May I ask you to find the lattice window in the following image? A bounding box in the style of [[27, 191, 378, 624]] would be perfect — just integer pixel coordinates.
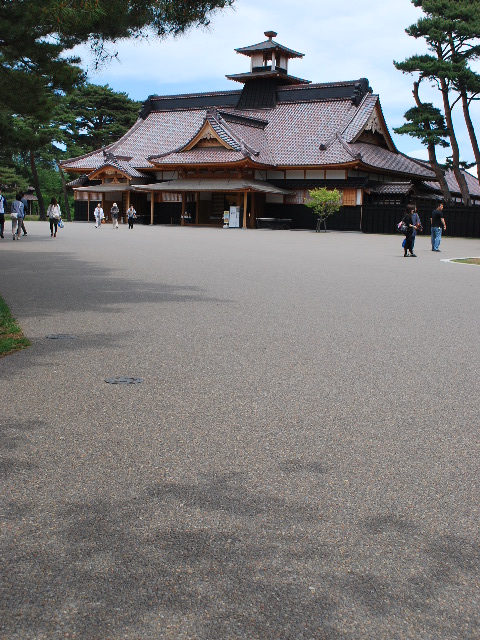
[[284, 190, 308, 205], [162, 192, 182, 202], [343, 188, 356, 207]]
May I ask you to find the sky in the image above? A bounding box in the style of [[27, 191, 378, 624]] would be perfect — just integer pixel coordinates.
[[75, 0, 479, 174]]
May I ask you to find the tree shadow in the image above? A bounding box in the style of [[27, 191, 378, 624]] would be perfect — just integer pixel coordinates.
[[0, 418, 42, 478], [2, 250, 225, 321], [2, 465, 479, 638]]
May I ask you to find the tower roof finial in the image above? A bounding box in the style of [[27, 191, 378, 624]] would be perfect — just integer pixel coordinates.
[[264, 31, 277, 40]]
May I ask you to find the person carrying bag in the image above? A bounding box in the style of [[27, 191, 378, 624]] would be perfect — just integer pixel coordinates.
[[47, 197, 62, 237]]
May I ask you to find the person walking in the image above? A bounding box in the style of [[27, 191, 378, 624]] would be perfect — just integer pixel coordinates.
[[0, 187, 7, 239], [401, 205, 422, 254], [111, 202, 120, 229], [10, 193, 24, 240], [20, 192, 28, 236], [431, 202, 446, 252], [47, 197, 61, 237], [411, 207, 422, 252], [126, 205, 136, 229], [94, 202, 104, 228], [402, 204, 417, 257]]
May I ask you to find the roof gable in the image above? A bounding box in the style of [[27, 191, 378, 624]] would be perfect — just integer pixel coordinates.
[[184, 120, 235, 151], [342, 95, 396, 152], [354, 103, 396, 151]]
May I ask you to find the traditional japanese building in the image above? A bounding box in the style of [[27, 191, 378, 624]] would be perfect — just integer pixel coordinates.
[[62, 31, 451, 230]]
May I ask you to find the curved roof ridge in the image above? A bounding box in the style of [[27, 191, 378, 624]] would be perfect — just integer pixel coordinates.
[[341, 93, 378, 143], [207, 112, 241, 150], [335, 133, 362, 160], [215, 112, 260, 157]]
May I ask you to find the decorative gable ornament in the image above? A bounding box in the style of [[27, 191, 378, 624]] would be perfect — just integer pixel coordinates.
[[364, 110, 384, 137], [184, 121, 233, 150]]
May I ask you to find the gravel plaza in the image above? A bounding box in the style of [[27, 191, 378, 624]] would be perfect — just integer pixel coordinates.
[[1, 221, 479, 639]]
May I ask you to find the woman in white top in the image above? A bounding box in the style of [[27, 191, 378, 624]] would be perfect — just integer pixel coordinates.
[[47, 197, 61, 237], [94, 203, 104, 228]]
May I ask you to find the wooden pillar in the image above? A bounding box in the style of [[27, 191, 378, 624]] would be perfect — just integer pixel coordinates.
[[87, 191, 90, 223], [126, 190, 130, 225], [243, 191, 247, 229], [181, 192, 186, 226], [251, 191, 256, 229], [150, 191, 154, 225], [196, 192, 199, 225]]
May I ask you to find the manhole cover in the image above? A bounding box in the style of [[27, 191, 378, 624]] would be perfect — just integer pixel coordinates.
[[105, 377, 144, 385], [46, 334, 77, 339]]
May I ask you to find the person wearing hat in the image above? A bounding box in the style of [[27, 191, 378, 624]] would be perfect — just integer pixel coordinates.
[[94, 202, 104, 228], [111, 202, 120, 229]]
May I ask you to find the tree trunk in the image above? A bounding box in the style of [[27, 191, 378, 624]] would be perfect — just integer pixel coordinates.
[[460, 87, 480, 188], [412, 81, 451, 201], [29, 149, 46, 220], [57, 163, 72, 222], [446, 34, 480, 188], [439, 76, 471, 205]]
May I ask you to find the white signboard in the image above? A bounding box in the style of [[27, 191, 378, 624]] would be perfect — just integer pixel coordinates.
[[229, 206, 240, 228]]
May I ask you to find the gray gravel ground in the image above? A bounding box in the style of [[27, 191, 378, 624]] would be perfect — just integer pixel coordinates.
[[1, 221, 479, 639]]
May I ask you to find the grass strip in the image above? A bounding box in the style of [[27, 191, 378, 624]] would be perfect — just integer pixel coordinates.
[[0, 296, 31, 357], [452, 258, 480, 265]]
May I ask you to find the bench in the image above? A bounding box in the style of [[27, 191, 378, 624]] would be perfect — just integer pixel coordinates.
[[256, 217, 292, 230]]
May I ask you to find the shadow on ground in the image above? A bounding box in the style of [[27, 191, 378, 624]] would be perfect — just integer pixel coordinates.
[[2, 445, 479, 639]]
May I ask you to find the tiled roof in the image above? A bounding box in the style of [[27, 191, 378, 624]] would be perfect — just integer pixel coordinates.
[[149, 148, 247, 165], [342, 93, 378, 142], [60, 81, 436, 181], [351, 143, 435, 178], [235, 39, 304, 58], [88, 156, 149, 179], [424, 169, 480, 197], [366, 182, 414, 195]]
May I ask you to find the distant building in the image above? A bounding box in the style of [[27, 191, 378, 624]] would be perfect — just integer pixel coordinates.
[[61, 32, 479, 230]]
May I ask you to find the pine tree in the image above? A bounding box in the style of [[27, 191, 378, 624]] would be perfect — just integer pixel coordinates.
[[395, 0, 480, 203], [394, 80, 451, 200]]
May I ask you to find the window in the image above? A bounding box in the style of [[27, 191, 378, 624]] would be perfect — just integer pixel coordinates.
[[342, 189, 356, 207], [162, 192, 182, 202], [284, 190, 308, 205]]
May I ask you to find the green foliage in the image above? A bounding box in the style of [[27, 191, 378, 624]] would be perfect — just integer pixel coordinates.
[[0, 296, 31, 357], [305, 188, 342, 220], [0, 166, 29, 202], [0, 2, 235, 217], [394, 0, 480, 200], [394, 102, 449, 147], [0, 0, 235, 119], [56, 84, 142, 155]]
